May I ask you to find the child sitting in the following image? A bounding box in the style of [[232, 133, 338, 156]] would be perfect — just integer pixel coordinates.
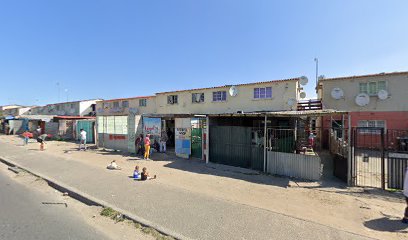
[[141, 167, 156, 181], [133, 166, 141, 180]]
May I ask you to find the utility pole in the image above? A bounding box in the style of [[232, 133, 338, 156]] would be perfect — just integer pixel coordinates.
[[314, 58, 319, 93], [56, 82, 60, 102]]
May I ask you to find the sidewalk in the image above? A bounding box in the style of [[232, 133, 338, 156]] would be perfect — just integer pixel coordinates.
[[0, 136, 406, 239]]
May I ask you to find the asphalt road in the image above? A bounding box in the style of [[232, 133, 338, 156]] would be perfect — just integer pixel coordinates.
[[0, 169, 109, 240]]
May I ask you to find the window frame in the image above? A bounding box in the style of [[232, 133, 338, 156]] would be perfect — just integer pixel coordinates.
[[254, 87, 272, 99], [122, 101, 129, 108], [212, 91, 227, 102], [167, 95, 178, 105], [357, 120, 386, 134], [112, 101, 120, 109], [192, 93, 205, 103], [359, 81, 387, 96], [139, 99, 147, 107]]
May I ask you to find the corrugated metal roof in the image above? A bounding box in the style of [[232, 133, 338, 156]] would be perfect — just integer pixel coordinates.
[[101, 96, 155, 103], [156, 77, 300, 94], [208, 109, 347, 117], [319, 71, 408, 82], [53, 116, 96, 120]]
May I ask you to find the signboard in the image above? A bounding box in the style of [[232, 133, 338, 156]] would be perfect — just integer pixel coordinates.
[[389, 152, 408, 159], [175, 118, 191, 157], [143, 117, 161, 136]]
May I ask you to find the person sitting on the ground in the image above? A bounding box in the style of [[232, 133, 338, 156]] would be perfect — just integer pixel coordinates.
[[141, 167, 156, 181], [152, 139, 160, 152], [402, 166, 408, 224], [107, 160, 121, 170], [133, 165, 141, 180]]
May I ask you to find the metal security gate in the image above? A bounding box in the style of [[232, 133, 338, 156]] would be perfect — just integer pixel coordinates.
[[191, 128, 202, 159], [351, 127, 385, 189], [210, 126, 263, 170]]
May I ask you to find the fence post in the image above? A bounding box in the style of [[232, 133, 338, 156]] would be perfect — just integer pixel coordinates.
[[381, 128, 386, 190], [347, 114, 352, 186], [263, 114, 267, 172]]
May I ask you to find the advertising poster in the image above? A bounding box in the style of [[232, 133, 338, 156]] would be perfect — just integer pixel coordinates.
[[175, 118, 191, 157], [143, 117, 161, 136]]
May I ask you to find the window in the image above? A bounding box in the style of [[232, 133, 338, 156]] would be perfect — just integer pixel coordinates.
[[358, 120, 386, 134], [167, 95, 178, 104], [103, 102, 110, 109], [139, 99, 147, 107], [254, 87, 272, 99], [112, 102, 120, 108], [56, 105, 60, 111], [122, 101, 129, 108], [359, 81, 386, 95], [192, 93, 205, 103], [212, 91, 226, 102], [70, 103, 75, 109]]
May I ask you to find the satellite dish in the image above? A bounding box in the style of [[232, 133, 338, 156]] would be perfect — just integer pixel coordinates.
[[287, 98, 296, 107], [229, 86, 238, 97], [331, 87, 344, 100], [299, 92, 306, 99], [378, 90, 389, 100], [299, 76, 308, 86], [355, 93, 370, 107]]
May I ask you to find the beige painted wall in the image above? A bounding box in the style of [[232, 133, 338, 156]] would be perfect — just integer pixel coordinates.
[[319, 73, 408, 112], [155, 81, 299, 114], [96, 97, 157, 116]]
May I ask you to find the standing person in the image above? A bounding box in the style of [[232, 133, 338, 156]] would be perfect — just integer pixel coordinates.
[[36, 126, 42, 138], [135, 134, 144, 155], [79, 129, 87, 151], [160, 129, 168, 153], [144, 134, 151, 160], [403, 167, 408, 224], [308, 131, 316, 149]]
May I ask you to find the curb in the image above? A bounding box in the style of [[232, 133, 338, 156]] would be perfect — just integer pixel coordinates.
[[0, 156, 190, 240]]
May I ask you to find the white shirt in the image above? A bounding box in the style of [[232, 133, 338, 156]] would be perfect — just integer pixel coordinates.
[[404, 167, 408, 197], [80, 130, 87, 140]]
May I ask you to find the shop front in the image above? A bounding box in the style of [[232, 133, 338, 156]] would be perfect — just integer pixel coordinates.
[[142, 114, 207, 160]]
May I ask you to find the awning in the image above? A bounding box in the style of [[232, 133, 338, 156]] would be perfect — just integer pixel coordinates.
[[208, 109, 348, 118]]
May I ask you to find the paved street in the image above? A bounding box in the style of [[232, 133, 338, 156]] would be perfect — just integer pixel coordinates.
[[0, 167, 109, 240], [0, 141, 375, 240]]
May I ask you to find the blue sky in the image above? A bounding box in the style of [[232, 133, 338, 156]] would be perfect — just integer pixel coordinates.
[[1, 0, 407, 106]]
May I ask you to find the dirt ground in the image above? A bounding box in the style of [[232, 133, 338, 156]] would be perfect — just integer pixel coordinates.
[[2, 135, 407, 240]]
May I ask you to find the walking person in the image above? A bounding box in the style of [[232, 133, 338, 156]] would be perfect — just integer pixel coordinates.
[[37, 134, 49, 151], [402, 166, 408, 224], [144, 134, 151, 160], [22, 131, 32, 145], [79, 129, 87, 151], [160, 129, 168, 153]]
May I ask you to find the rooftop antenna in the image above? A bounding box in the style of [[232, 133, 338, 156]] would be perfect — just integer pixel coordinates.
[[314, 58, 318, 93]]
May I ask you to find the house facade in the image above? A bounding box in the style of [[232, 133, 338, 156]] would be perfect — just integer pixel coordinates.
[[318, 71, 408, 131], [30, 99, 102, 116], [96, 77, 306, 165]]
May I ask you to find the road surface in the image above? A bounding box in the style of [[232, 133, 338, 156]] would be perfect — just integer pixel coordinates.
[[0, 168, 110, 240]]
